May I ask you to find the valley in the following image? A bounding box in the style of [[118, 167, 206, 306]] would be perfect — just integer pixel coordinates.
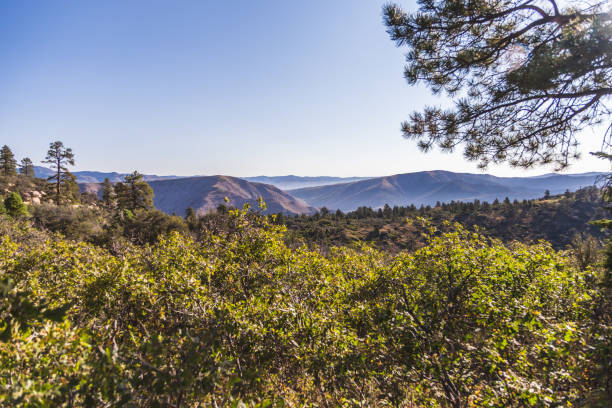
[[72, 167, 602, 215]]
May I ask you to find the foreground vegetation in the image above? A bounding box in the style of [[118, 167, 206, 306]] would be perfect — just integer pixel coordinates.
[[1, 203, 610, 406], [1, 143, 610, 406]]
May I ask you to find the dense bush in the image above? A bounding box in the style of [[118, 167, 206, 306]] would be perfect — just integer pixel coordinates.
[[30, 203, 105, 242], [120, 209, 188, 245], [0, 208, 607, 407]]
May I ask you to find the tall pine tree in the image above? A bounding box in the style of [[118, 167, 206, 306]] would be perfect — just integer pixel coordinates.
[[115, 171, 154, 211], [42, 141, 75, 204], [0, 145, 17, 176], [18, 157, 35, 177], [101, 178, 116, 208]]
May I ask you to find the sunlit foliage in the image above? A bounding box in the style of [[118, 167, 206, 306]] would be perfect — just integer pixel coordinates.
[[0, 206, 607, 406]]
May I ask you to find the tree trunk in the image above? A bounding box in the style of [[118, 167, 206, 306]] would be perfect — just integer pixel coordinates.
[[56, 155, 61, 204]]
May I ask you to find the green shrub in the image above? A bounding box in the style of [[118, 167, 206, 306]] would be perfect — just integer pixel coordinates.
[[3, 192, 28, 218], [30, 203, 104, 241], [120, 209, 188, 245], [0, 209, 606, 406]]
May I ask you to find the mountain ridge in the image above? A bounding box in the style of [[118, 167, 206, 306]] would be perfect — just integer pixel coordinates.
[[59, 166, 605, 214], [35, 166, 369, 189], [288, 170, 603, 211], [34, 166, 179, 183], [80, 175, 315, 216]]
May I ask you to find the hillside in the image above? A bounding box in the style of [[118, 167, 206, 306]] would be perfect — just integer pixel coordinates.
[[82, 175, 315, 216], [289, 170, 602, 211], [149, 176, 315, 215], [280, 187, 607, 252]]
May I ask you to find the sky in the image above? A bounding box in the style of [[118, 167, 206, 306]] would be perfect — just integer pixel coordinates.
[[0, 0, 608, 177]]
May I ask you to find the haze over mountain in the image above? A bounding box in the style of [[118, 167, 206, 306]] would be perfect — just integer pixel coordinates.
[[35, 166, 368, 190], [81, 175, 315, 216], [34, 166, 179, 183], [242, 176, 371, 190], [288, 171, 603, 211]]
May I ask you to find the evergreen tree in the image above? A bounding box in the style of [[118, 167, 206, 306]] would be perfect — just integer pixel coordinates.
[[383, 203, 393, 218], [4, 192, 28, 218], [275, 212, 285, 224], [384, 1, 612, 169], [101, 178, 116, 208], [0, 145, 17, 176], [115, 171, 154, 211], [185, 207, 197, 230], [185, 207, 196, 220], [42, 141, 75, 204], [18, 157, 35, 177]]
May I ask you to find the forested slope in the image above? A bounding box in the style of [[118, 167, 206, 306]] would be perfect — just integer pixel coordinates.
[[280, 187, 607, 252], [289, 171, 601, 211]]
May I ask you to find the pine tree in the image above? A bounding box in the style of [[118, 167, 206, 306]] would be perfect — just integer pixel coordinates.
[[115, 171, 154, 211], [42, 141, 75, 204], [0, 145, 17, 176], [384, 1, 612, 169], [101, 178, 116, 208], [4, 192, 28, 218], [185, 207, 197, 230], [19, 157, 35, 177]]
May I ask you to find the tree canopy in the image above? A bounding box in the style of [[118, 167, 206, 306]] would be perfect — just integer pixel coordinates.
[[115, 171, 154, 211], [18, 158, 34, 178], [384, 0, 612, 169]]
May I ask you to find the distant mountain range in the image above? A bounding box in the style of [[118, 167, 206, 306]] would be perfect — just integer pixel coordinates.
[[34, 166, 179, 183], [288, 171, 603, 211], [81, 175, 315, 215], [242, 176, 370, 190], [58, 165, 603, 215], [34, 166, 367, 189]]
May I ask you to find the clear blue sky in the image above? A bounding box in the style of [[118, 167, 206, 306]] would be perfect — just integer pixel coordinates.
[[0, 0, 607, 177]]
